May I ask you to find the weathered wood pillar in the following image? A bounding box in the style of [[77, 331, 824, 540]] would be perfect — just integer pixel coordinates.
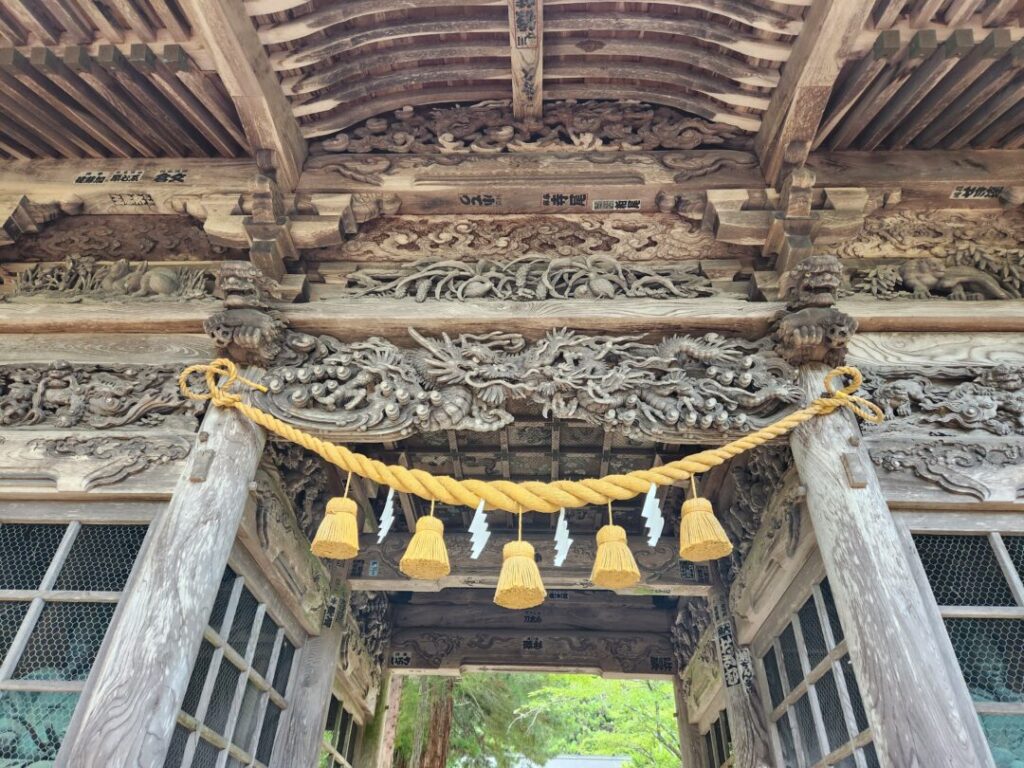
[[710, 587, 772, 768], [269, 617, 345, 768], [59, 398, 266, 767], [788, 364, 993, 768], [360, 672, 405, 768], [672, 677, 704, 768]]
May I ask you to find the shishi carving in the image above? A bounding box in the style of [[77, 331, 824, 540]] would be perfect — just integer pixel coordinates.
[[337, 255, 714, 301], [0, 362, 203, 429], [256, 328, 802, 442], [854, 256, 1019, 300], [860, 364, 1024, 436], [773, 255, 857, 367], [204, 261, 288, 367], [9, 256, 213, 302], [311, 99, 747, 155]]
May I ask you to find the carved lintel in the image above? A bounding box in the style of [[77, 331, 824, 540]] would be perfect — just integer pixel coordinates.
[[255, 327, 802, 443]]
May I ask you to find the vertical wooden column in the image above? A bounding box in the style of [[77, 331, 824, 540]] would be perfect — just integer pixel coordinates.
[[59, 400, 266, 768], [710, 587, 772, 768], [673, 676, 704, 768], [789, 365, 992, 768], [269, 618, 345, 768], [360, 672, 405, 768]]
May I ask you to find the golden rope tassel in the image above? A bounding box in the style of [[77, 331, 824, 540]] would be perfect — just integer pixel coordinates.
[[494, 509, 546, 610], [591, 503, 641, 589], [679, 475, 733, 562], [311, 472, 361, 560], [400, 500, 450, 580]]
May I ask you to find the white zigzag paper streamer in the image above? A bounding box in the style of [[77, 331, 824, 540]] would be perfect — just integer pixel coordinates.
[[554, 508, 573, 567], [377, 487, 395, 544], [641, 484, 665, 547], [469, 499, 490, 559]]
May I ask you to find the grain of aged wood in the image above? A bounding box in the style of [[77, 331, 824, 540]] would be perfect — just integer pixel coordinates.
[[789, 364, 993, 768], [59, 398, 266, 767], [268, 616, 343, 768]]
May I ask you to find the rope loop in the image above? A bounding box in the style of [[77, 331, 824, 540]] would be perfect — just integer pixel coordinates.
[[177, 361, 885, 512], [822, 366, 885, 424], [178, 358, 267, 408]]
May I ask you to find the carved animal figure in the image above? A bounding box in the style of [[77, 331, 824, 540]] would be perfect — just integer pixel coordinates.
[[899, 257, 1016, 300], [783, 254, 844, 309]]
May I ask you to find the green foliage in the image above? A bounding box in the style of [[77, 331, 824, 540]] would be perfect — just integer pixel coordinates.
[[392, 673, 680, 768], [525, 675, 681, 768]]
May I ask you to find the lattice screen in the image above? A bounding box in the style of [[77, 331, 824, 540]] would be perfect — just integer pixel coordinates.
[[163, 566, 300, 768], [0, 521, 148, 763], [703, 709, 731, 768], [912, 532, 1024, 766], [320, 693, 362, 768], [759, 578, 879, 768]]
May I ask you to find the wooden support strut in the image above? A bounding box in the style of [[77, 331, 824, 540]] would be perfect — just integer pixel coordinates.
[[58, 393, 267, 768], [789, 365, 994, 768], [507, 0, 543, 121]]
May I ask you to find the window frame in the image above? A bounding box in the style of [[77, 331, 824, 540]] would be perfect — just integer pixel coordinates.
[[169, 542, 304, 768], [897, 511, 1024, 724], [752, 554, 875, 768]]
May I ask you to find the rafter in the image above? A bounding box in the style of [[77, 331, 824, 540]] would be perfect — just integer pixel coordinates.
[[179, 0, 306, 190], [755, 0, 875, 186]]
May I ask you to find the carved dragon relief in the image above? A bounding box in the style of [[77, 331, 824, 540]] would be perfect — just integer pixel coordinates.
[[869, 441, 1024, 501], [311, 99, 749, 155], [0, 362, 204, 430], [336, 255, 714, 301], [323, 214, 744, 264], [253, 328, 802, 442], [860, 364, 1024, 437]]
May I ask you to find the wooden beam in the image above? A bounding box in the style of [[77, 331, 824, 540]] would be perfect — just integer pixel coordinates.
[[59, 394, 267, 767], [507, 0, 542, 121], [789, 365, 993, 767], [755, 0, 875, 186], [179, 0, 306, 190], [350, 532, 712, 597]]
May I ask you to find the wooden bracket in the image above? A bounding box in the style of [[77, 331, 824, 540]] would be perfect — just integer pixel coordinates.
[[842, 452, 869, 489]]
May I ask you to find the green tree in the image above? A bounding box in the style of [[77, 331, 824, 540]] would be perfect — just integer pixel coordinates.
[[525, 675, 681, 768]]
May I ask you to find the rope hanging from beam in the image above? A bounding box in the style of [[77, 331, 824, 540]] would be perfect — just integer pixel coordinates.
[[179, 358, 884, 608]]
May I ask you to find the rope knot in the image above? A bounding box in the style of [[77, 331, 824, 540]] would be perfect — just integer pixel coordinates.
[[822, 366, 884, 424], [178, 358, 267, 408]]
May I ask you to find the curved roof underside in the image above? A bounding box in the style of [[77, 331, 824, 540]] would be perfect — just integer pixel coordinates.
[[252, 0, 804, 139]]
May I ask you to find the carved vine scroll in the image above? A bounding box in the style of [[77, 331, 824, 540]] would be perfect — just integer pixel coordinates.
[[336, 255, 714, 301], [253, 328, 802, 442]]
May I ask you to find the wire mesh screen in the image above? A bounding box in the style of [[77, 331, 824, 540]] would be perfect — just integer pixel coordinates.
[[164, 565, 299, 768], [980, 714, 1024, 767], [945, 619, 1024, 704], [760, 578, 876, 767], [913, 534, 1015, 606], [0, 522, 147, 763]]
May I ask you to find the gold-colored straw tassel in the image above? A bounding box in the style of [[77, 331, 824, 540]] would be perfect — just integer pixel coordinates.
[[678, 476, 732, 562], [590, 505, 641, 589], [311, 496, 360, 560], [494, 540, 546, 610], [400, 503, 450, 580]]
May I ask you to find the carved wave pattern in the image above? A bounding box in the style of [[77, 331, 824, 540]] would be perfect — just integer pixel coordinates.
[[256, 328, 802, 442]]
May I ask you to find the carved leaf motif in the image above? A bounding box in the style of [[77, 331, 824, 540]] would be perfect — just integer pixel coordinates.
[[28, 435, 191, 490]]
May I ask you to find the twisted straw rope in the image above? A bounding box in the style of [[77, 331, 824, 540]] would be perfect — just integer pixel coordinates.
[[180, 359, 884, 514]]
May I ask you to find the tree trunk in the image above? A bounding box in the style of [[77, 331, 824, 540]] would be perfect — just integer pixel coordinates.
[[420, 678, 455, 768]]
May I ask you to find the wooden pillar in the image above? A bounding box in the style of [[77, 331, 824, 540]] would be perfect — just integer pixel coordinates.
[[710, 587, 772, 768], [673, 676, 704, 768], [269, 618, 345, 768], [360, 672, 405, 768], [788, 365, 993, 768], [58, 400, 266, 767]]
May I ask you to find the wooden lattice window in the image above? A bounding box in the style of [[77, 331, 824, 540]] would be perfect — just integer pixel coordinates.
[[320, 693, 361, 767], [912, 532, 1024, 764], [163, 566, 300, 768], [759, 578, 879, 768], [0, 521, 148, 764], [703, 709, 731, 768]]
